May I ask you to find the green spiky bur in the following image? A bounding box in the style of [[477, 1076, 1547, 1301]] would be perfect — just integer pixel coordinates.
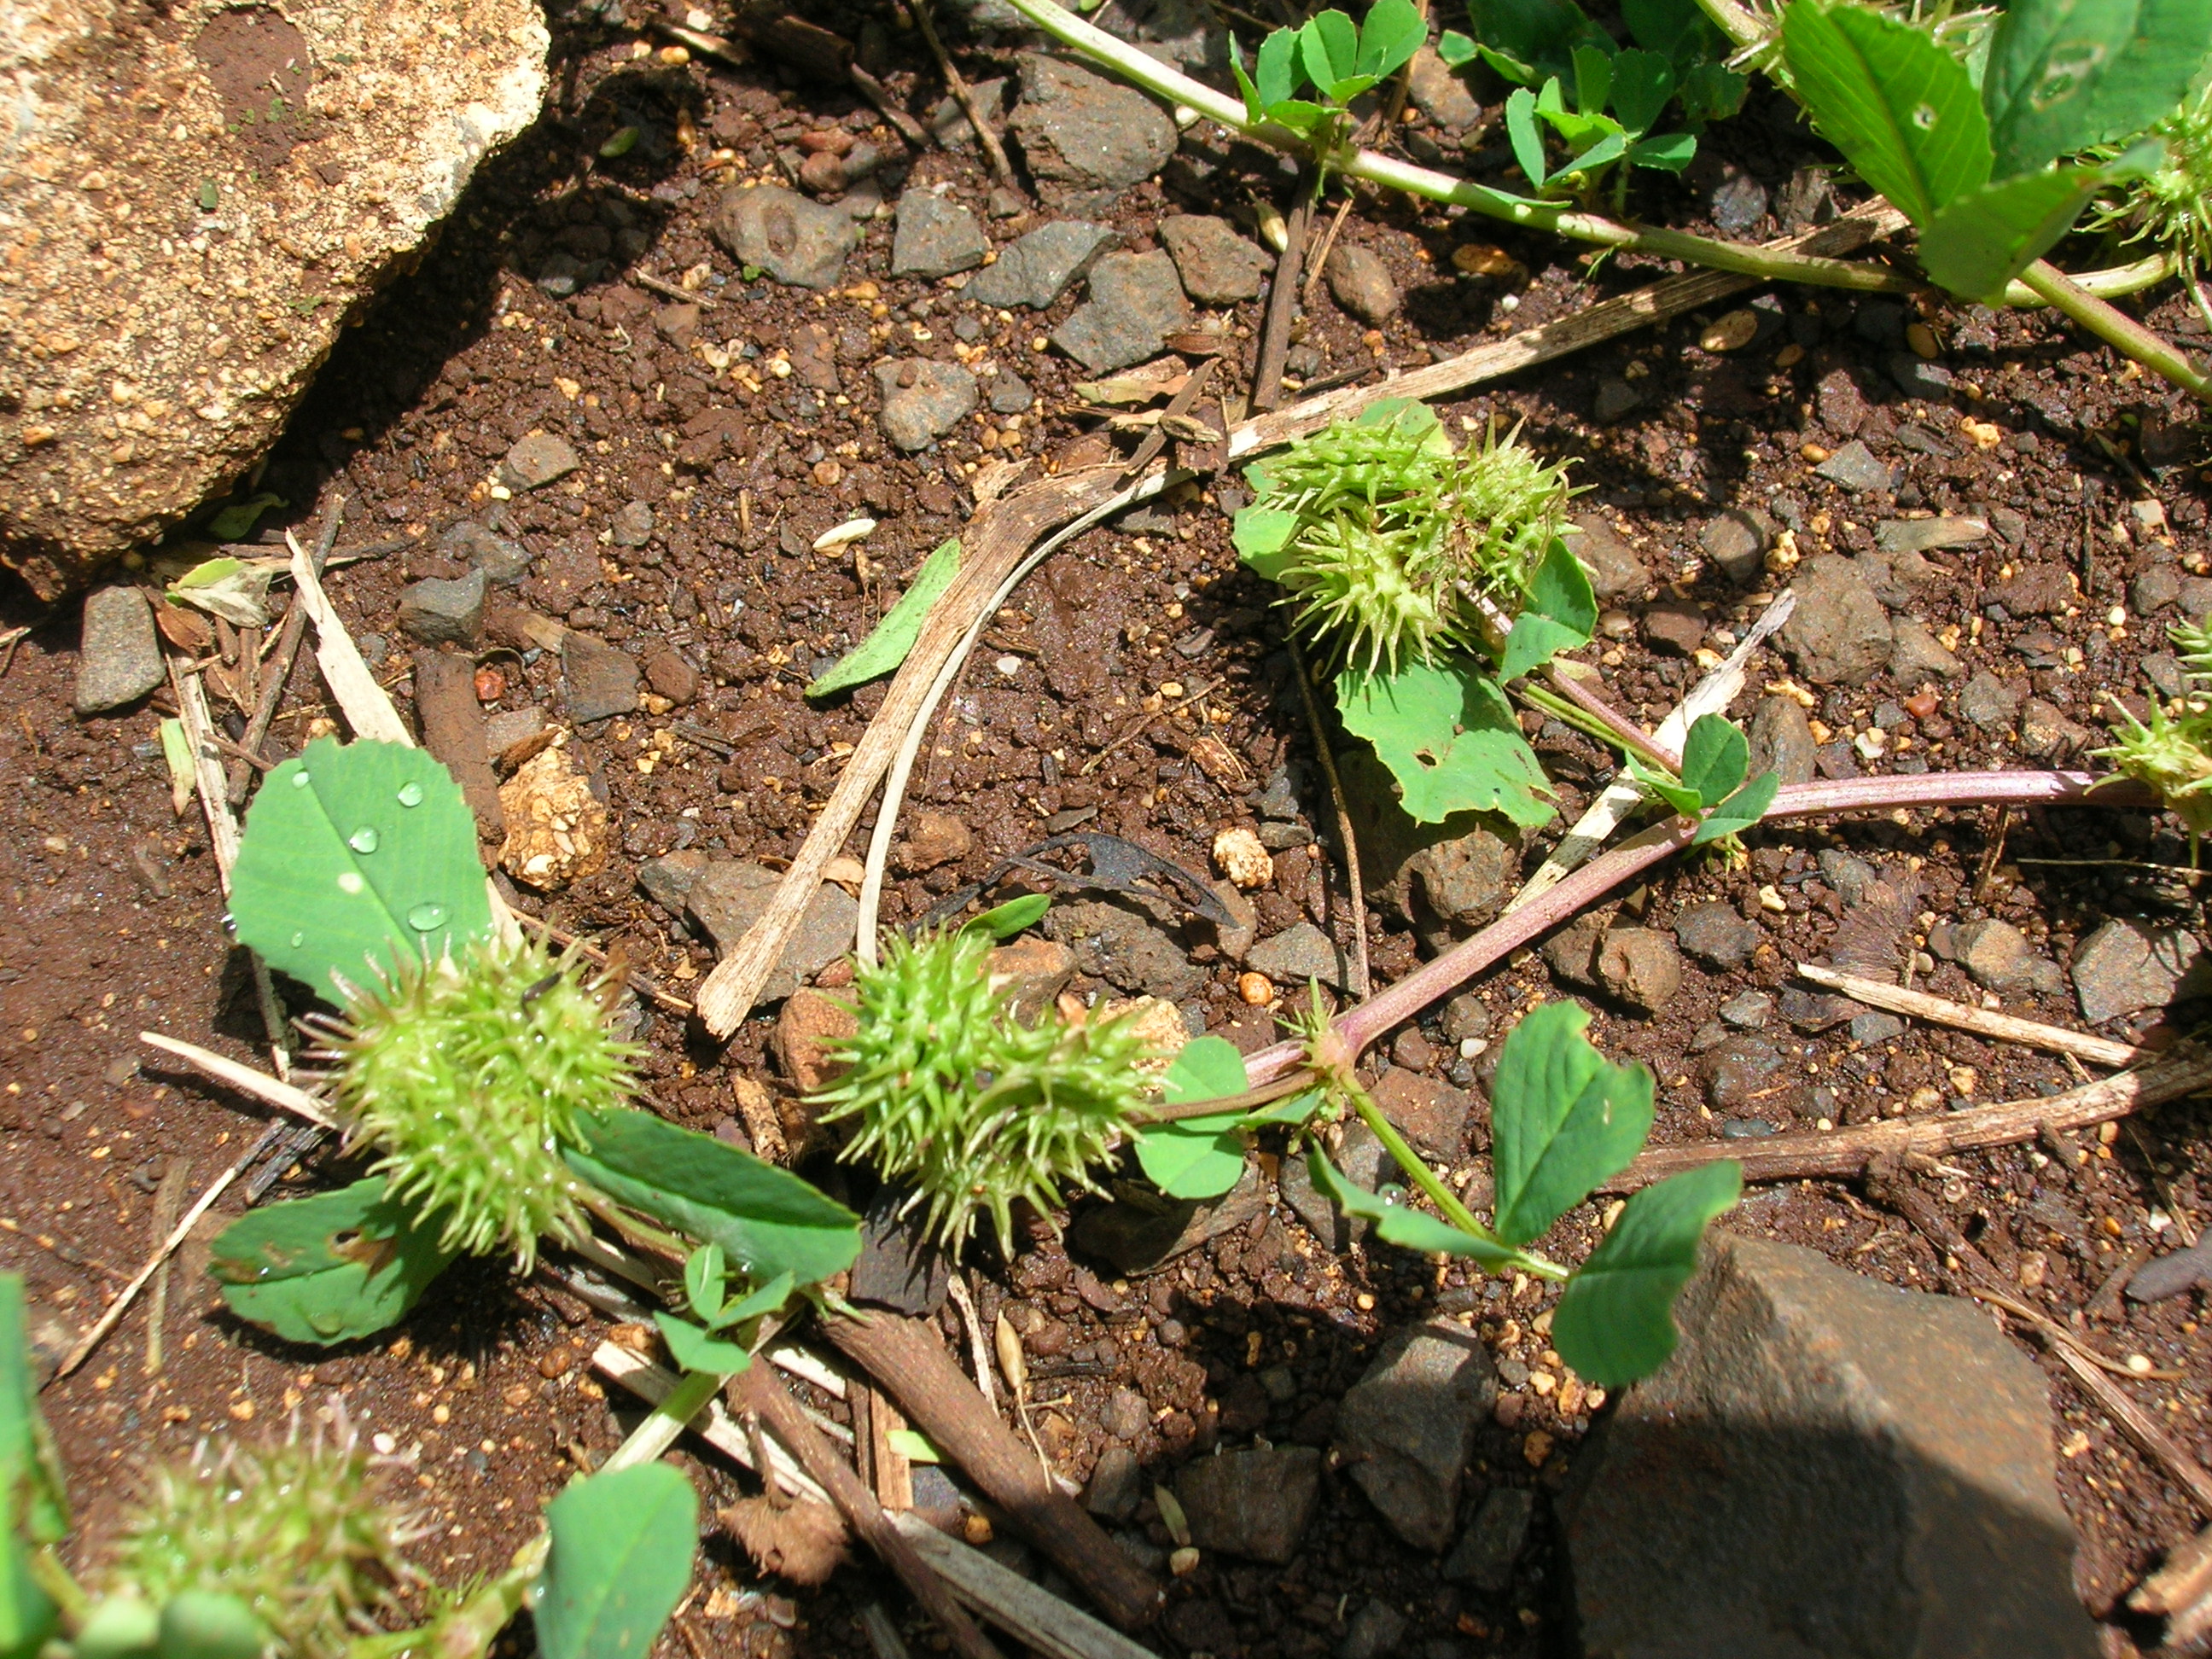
[[2097, 611, 2212, 859], [2093, 80, 2212, 293], [323, 937, 639, 1267], [812, 928, 1151, 1254], [1237, 400, 1575, 675], [105, 1435, 413, 1659]]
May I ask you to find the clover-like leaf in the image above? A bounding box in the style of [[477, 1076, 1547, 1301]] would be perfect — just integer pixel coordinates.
[[1134, 1037, 1249, 1201], [1498, 537, 1598, 681], [1551, 1161, 1742, 1385], [683, 1244, 727, 1325], [1336, 658, 1557, 828], [1678, 713, 1749, 808], [653, 1313, 753, 1375], [1256, 26, 1303, 106], [1918, 162, 2116, 304], [1506, 86, 1550, 186], [1490, 1001, 1656, 1246], [533, 1465, 698, 1659], [209, 1178, 459, 1347], [1690, 770, 1779, 845], [963, 894, 1051, 940], [1627, 755, 1703, 816], [1358, 0, 1428, 79]]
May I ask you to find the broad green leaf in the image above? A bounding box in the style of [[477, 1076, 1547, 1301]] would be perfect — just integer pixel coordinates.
[[1322, 73, 1380, 104], [1470, 0, 1617, 84], [211, 1180, 458, 1347], [230, 739, 492, 1003], [1691, 770, 1779, 844], [0, 1533, 54, 1659], [1498, 537, 1597, 681], [156, 1593, 267, 1659], [1231, 49, 1267, 124], [1621, 0, 1720, 61], [0, 1277, 65, 1548], [1437, 30, 1479, 67], [1626, 755, 1703, 815], [1983, 0, 2212, 176], [1266, 98, 1333, 137], [1301, 10, 1360, 88], [1306, 1148, 1521, 1266], [1256, 24, 1303, 105], [1574, 44, 1614, 114], [566, 1109, 861, 1288], [963, 894, 1050, 940], [1135, 1037, 1249, 1201], [1780, 0, 1992, 225], [1552, 1161, 1741, 1384], [1627, 131, 1698, 169], [1610, 49, 1677, 132], [1678, 713, 1749, 807], [1677, 61, 1749, 125], [808, 539, 960, 699], [534, 1465, 698, 1659], [1490, 1002, 1656, 1246], [1335, 658, 1557, 828], [1359, 0, 1429, 78], [653, 1313, 752, 1375], [1506, 86, 1550, 185], [203, 492, 283, 541], [1918, 162, 2108, 301], [684, 1244, 726, 1324]]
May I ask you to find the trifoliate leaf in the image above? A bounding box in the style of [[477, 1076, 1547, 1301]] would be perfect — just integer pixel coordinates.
[[1678, 713, 1748, 808], [652, 1313, 752, 1375], [1691, 770, 1779, 845], [1498, 536, 1597, 681], [1336, 658, 1556, 828]]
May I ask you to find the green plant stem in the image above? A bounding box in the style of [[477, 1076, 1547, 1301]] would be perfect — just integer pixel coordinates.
[[347, 1547, 544, 1659], [579, 1190, 690, 1262], [2019, 259, 2212, 402], [602, 1365, 729, 1474], [1519, 676, 1679, 774], [1691, 0, 1767, 52]]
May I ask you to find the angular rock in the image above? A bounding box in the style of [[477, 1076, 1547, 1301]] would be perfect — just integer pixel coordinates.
[[1045, 898, 1202, 1001], [1958, 672, 2023, 731], [637, 850, 709, 914], [1281, 1120, 1391, 1251], [1248, 921, 1354, 992], [561, 632, 641, 724], [1813, 439, 1896, 493], [1085, 1444, 1144, 1522], [1780, 554, 1894, 687], [1325, 244, 1400, 325], [1951, 918, 2063, 998], [1443, 1487, 1534, 1592], [498, 743, 608, 892], [1988, 562, 2075, 616], [1407, 46, 1481, 128], [894, 810, 971, 873], [73, 587, 164, 714], [963, 220, 1118, 310], [850, 1193, 952, 1318], [987, 369, 1033, 415], [397, 569, 486, 648], [1566, 515, 1650, 603], [442, 520, 532, 584], [1177, 1447, 1322, 1563], [1158, 214, 1269, 304], [1596, 927, 1683, 1013], [1052, 250, 1192, 374], [643, 647, 700, 706], [1642, 599, 1705, 657], [2017, 697, 2091, 762], [891, 189, 989, 279], [1889, 619, 1962, 682], [1877, 515, 1987, 554], [1699, 509, 1771, 585], [610, 502, 655, 549], [686, 861, 860, 1004], [1370, 1068, 1470, 1161], [1699, 1036, 1790, 1113], [1335, 1320, 1499, 1551], [874, 360, 979, 451], [713, 184, 859, 289], [1749, 695, 1818, 787], [501, 433, 580, 492], [1675, 902, 1760, 970], [0, 2, 547, 597], [986, 936, 1077, 1023], [1008, 55, 1176, 195], [2072, 918, 2209, 1023], [774, 987, 858, 1093], [1542, 910, 1610, 991], [1342, 1600, 1407, 1659], [1720, 990, 1773, 1029], [1564, 1234, 2095, 1659]]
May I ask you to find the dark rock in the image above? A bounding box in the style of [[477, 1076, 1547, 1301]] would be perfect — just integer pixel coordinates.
[[499, 433, 579, 492], [637, 850, 709, 913], [1365, 806, 1520, 946], [1335, 1320, 1499, 1551], [891, 189, 989, 279], [1813, 439, 1895, 493], [1699, 1036, 1788, 1113], [2133, 565, 2182, 614], [1177, 1447, 1322, 1563], [1675, 902, 1760, 969], [1325, 244, 1400, 324], [850, 1193, 952, 1317], [643, 647, 701, 706], [1248, 921, 1354, 992], [1563, 1234, 2095, 1659], [1158, 214, 1269, 303], [1850, 1010, 1906, 1045], [1052, 249, 1191, 373], [1953, 918, 2064, 998], [1987, 562, 2075, 617], [1085, 1444, 1144, 1521], [987, 369, 1033, 415], [1596, 927, 1683, 1013], [928, 77, 1008, 147], [73, 587, 164, 714], [562, 632, 641, 724], [442, 520, 533, 583], [1371, 1068, 1471, 1161], [1441, 993, 1490, 1042], [1719, 990, 1773, 1029], [1780, 554, 1894, 687], [1641, 599, 1705, 656], [1748, 696, 1818, 786], [1958, 672, 2022, 730], [686, 860, 859, 1004], [895, 809, 971, 873], [1815, 848, 1876, 905], [1443, 1487, 1534, 1592], [2127, 1237, 2212, 1303], [1592, 375, 1644, 423], [874, 359, 979, 451], [1778, 988, 1855, 1033], [712, 183, 859, 289], [1407, 46, 1481, 128], [1568, 515, 1650, 602], [1889, 620, 1962, 681], [1281, 1120, 1389, 1250], [2017, 697, 2091, 762], [1815, 369, 1868, 434], [398, 568, 486, 647], [1709, 169, 1769, 236], [1698, 509, 1771, 585], [1103, 1386, 1149, 1441], [2072, 918, 2209, 1023], [1008, 55, 1177, 195], [1542, 911, 1610, 990], [1045, 897, 1202, 1001], [1342, 1599, 1408, 1659], [964, 219, 1117, 309]]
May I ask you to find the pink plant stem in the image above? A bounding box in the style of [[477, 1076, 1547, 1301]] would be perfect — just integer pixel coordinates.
[[1241, 769, 2152, 1086]]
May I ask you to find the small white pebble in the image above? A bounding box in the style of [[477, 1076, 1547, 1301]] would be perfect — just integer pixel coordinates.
[[2127, 1354, 2154, 1375], [812, 516, 876, 553], [1459, 1037, 1487, 1059], [993, 655, 1022, 678], [371, 1433, 398, 1455], [1212, 825, 1273, 889]]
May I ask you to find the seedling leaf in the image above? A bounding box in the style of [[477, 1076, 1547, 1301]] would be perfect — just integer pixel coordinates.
[[1918, 162, 2110, 302], [1498, 536, 1597, 681], [1469, 0, 1616, 85], [210, 1178, 459, 1346], [1983, 0, 2212, 176], [230, 738, 492, 1004], [168, 557, 276, 628], [534, 1464, 698, 1659], [203, 492, 284, 541], [1551, 1161, 1741, 1384], [1626, 131, 1698, 169], [1256, 26, 1302, 106], [1574, 44, 1614, 115], [1490, 1002, 1656, 1246], [1678, 713, 1748, 806], [1621, 0, 1718, 61], [1609, 49, 1675, 131], [0, 1276, 65, 1548], [1335, 658, 1557, 828], [963, 894, 1051, 940], [1437, 30, 1479, 67], [1676, 61, 1748, 125], [1135, 1036, 1249, 1200], [1358, 0, 1428, 79], [1301, 11, 1360, 89], [684, 1244, 727, 1324], [1779, 0, 1991, 225], [1691, 769, 1779, 844], [808, 539, 960, 699], [566, 1109, 862, 1288], [652, 1313, 752, 1374], [1506, 86, 1550, 185], [1626, 755, 1703, 816], [1307, 1148, 1521, 1266]]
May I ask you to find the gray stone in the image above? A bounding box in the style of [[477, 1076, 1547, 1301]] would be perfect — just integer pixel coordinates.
[[1371, 1068, 1471, 1161], [1045, 898, 1202, 1001], [1953, 918, 2062, 998], [1877, 515, 1987, 554], [1281, 1119, 1389, 1250], [2145, 652, 2188, 700], [1709, 169, 1770, 236], [1441, 992, 1491, 1042], [440, 520, 532, 584], [1407, 46, 1481, 128], [1699, 509, 1771, 585], [2072, 918, 2210, 1023], [1959, 672, 2022, 731], [1158, 214, 1269, 304], [1889, 619, 1963, 682], [1008, 55, 1177, 195], [1781, 554, 1894, 687], [1342, 1599, 1408, 1659], [2133, 565, 2182, 614], [1325, 244, 1400, 325], [1596, 927, 1684, 1014], [874, 360, 979, 452], [1085, 1444, 1144, 1522], [1248, 921, 1355, 992], [73, 587, 164, 714], [1542, 911, 1610, 991], [1563, 1234, 2095, 1659], [1851, 1010, 1907, 1045], [1719, 991, 1773, 1030], [483, 706, 545, 753], [1177, 1447, 1322, 1563], [610, 502, 655, 549], [928, 78, 1009, 148], [1888, 353, 1954, 399], [685, 860, 860, 1004], [561, 632, 641, 724], [1335, 1320, 1499, 1551], [1749, 695, 1819, 787], [1443, 1487, 1534, 1592], [1816, 848, 1877, 906], [1593, 376, 1644, 422], [397, 568, 486, 647], [1386, 821, 1520, 942], [963, 220, 1118, 309], [1567, 515, 1650, 603], [1642, 599, 1706, 657], [712, 183, 859, 289], [1052, 250, 1192, 373], [1103, 1386, 1149, 1441], [891, 189, 989, 279], [1700, 1036, 1790, 1113], [637, 850, 709, 914], [1675, 902, 1760, 970], [500, 433, 579, 492], [987, 370, 1033, 415], [1813, 439, 1897, 494], [2017, 697, 2091, 762]]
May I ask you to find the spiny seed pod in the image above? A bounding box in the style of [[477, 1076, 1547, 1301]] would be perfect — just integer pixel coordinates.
[[2098, 613, 2212, 859], [1246, 400, 1575, 675], [317, 936, 638, 1267], [812, 928, 1151, 1254], [2093, 82, 2212, 306], [108, 1426, 415, 1659]]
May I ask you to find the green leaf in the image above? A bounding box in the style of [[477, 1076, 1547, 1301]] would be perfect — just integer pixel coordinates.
[[599, 126, 640, 159], [1505, 86, 1550, 185], [683, 1244, 726, 1324], [1678, 713, 1748, 807], [808, 539, 960, 700], [155, 1594, 267, 1659], [963, 894, 1050, 940], [1231, 44, 1268, 123], [1610, 49, 1677, 132], [1691, 769, 1779, 844], [168, 557, 276, 628], [203, 492, 283, 541], [1983, 0, 2212, 176], [1677, 61, 1748, 125], [159, 719, 195, 814], [1359, 0, 1429, 78], [533, 1465, 698, 1659], [1135, 1037, 1249, 1202], [1574, 44, 1614, 114], [1301, 10, 1360, 88], [1470, 0, 1617, 84], [1257, 25, 1303, 104], [1305, 1148, 1522, 1266], [652, 1313, 752, 1375], [1626, 755, 1704, 815], [1335, 658, 1557, 828], [230, 738, 492, 1003], [74, 1596, 158, 1659], [0, 1277, 66, 1549], [1621, 0, 1720, 61], [1490, 1002, 1656, 1247], [1499, 536, 1597, 680], [566, 1109, 862, 1288], [1560, 129, 1629, 173], [719, 1270, 796, 1327], [1437, 29, 1479, 67], [1242, 1087, 1326, 1128], [1266, 97, 1335, 136], [0, 1534, 54, 1659], [887, 1429, 943, 1463], [1918, 162, 2109, 301], [1627, 131, 1698, 169], [1780, 0, 1992, 225], [208, 1178, 459, 1347], [1551, 1161, 1741, 1385]]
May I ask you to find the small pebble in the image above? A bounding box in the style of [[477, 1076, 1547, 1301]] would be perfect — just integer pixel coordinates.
[[537, 1346, 574, 1378], [1238, 972, 1274, 1005], [1700, 310, 1759, 352], [1214, 826, 1274, 889]]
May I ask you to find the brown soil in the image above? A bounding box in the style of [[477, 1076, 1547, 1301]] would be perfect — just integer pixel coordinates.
[[3, 6, 2209, 1657]]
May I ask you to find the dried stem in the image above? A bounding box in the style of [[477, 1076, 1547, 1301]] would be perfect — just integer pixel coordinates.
[[910, 0, 1016, 187], [1794, 964, 2141, 1068], [1252, 178, 1313, 413], [1287, 638, 1369, 998]]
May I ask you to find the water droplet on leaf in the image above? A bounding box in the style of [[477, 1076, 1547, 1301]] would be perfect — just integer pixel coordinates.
[[337, 872, 364, 895], [349, 827, 380, 853], [291, 771, 311, 788], [406, 902, 447, 931], [396, 783, 425, 807]]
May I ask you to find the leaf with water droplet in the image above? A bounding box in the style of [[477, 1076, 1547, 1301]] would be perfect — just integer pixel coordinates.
[[209, 1177, 458, 1346], [230, 738, 491, 1003]]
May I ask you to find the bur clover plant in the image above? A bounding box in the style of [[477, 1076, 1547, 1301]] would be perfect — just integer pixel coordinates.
[[2097, 612, 2212, 857], [1231, 0, 1428, 172]]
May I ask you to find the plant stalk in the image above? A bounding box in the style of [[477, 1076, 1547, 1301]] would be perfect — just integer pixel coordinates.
[[602, 1364, 727, 1473], [1339, 1070, 1489, 1237], [2018, 259, 2212, 403]]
